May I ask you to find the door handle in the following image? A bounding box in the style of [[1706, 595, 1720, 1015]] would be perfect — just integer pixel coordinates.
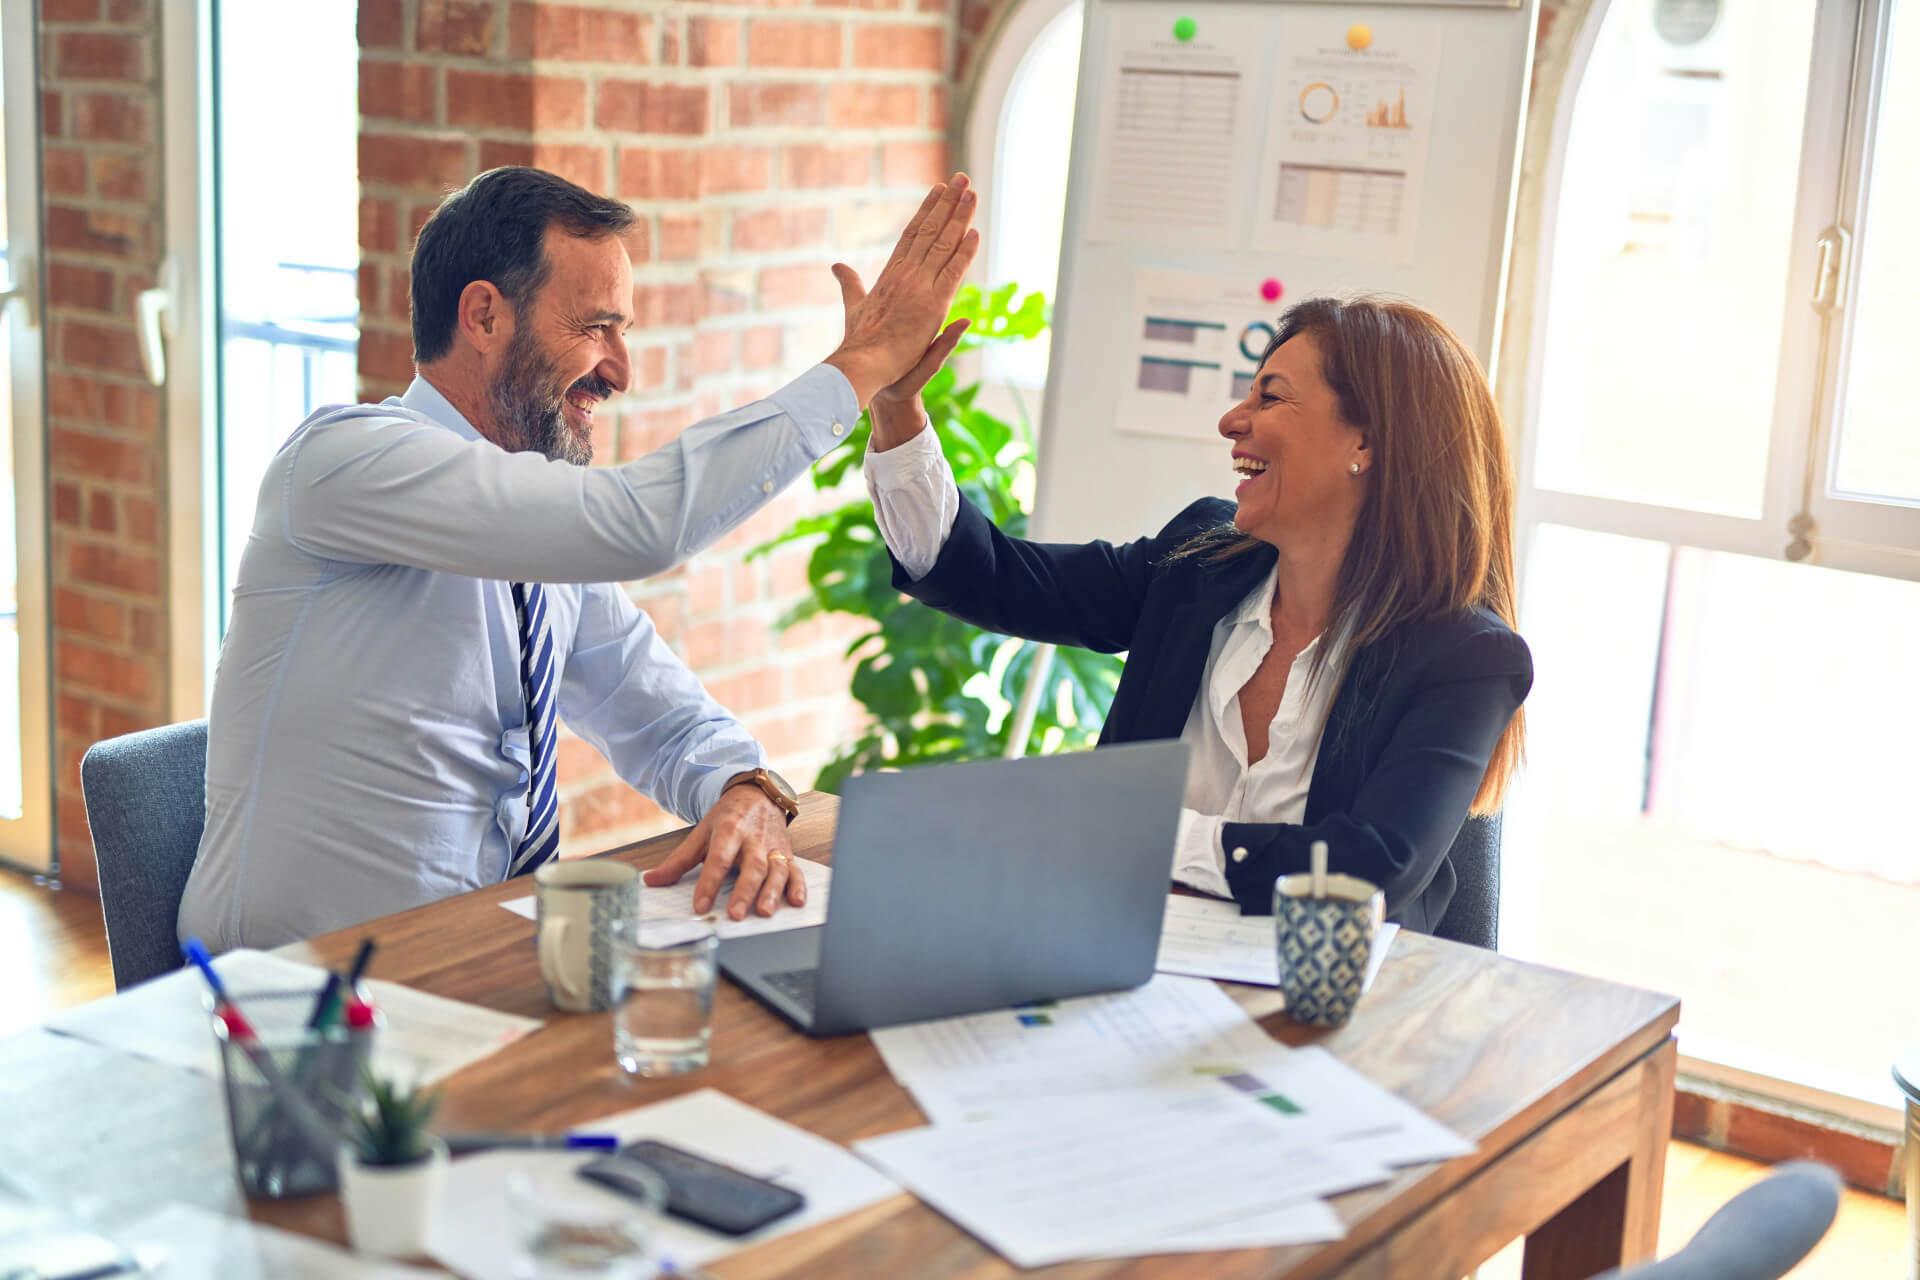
[[136, 281, 171, 386], [0, 253, 37, 329]]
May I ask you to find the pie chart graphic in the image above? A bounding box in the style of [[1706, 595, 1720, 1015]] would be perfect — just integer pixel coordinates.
[[1298, 82, 1339, 124]]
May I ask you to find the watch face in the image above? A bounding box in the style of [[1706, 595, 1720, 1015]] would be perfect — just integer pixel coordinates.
[[764, 769, 799, 804]]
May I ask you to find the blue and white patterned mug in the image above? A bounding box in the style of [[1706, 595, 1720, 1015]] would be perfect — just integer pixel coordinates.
[[1273, 871, 1384, 1028], [534, 861, 639, 1012]]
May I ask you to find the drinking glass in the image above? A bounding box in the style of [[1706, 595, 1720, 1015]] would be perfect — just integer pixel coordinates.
[[614, 924, 717, 1078], [507, 1161, 666, 1280]]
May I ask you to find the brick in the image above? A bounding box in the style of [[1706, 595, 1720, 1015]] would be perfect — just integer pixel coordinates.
[[817, 0, 903, 10], [57, 693, 97, 737], [788, 651, 856, 700], [62, 540, 160, 596], [123, 494, 158, 543], [693, 328, 735, 377], [555, 733, 607, 782], [929, 84, 949, 130], [71, 92, 147, 143], [759, 262, 840, 310], [43, 0, 101, 20], [358, 133, 474, 192], [43, 146, 87, 197], [728, 83, 824, 129], [741, 711, 818, 760], [701, 268, 754, 318], [687, 563, 729, 615], [684, 616, 771, 668], [835, 196, 923, 249], [48, 374, 101, 422], [446, 70, 587, 132], [597, 82, 709, 136], [51, 426, 148, 483], [740, 325, 783, 370], [784, 143, 871, 190], [706, 667, 782, 715], [360, 62, 437, 124], [687, 18, 741, 67], [746, 21, 841, 70], [828, 84, 919, 129], [631, 282, 702, 329], [56, 32, 146, 81], [617, 403, 693, 461], [385, 266, 412, 321], [732, 559, 762, 601], [52, 482, 82, 528], [882, 139, 947, 185], [358, 0, 405, 49], [853, 23, 945, 70], [732, 206, 829, 252], [55, 640, 153, 702], [659, 215, 702, 262], [58, 320, 145, 376], [560, 782, 667, 845], [615, 147, 700, 201], [87, 490, 116, 534], [360, 196, 400, 254], [49, 263, 115, 312], [416, 0, 496, 56], [359, 328, 416, 385], [700, 146, 772, 195], [90, 152, 146, 202], [43, 91, 63, 138], [508, 4, 650, 63], [475, 140, 607, 192]]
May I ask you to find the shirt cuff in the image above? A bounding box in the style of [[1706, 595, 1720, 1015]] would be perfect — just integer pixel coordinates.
[[767, 364, 861, 457], [862, 417, 945, 485], [691, 750, 771, 820], [1170, 808, 1233, 899]]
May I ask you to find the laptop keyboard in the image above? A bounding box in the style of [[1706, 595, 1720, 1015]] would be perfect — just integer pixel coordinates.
[[763, 967, 819, 1014]]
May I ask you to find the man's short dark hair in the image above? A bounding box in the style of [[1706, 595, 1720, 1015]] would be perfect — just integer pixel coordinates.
[[410, 167, 636, 364]]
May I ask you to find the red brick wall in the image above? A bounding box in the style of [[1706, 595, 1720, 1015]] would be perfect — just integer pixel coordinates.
[[357, 0, 955, 853], [40, 0, 169, 892]]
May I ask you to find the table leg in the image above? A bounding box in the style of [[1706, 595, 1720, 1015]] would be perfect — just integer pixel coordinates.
[[1521, 1038, 1676, 1279]]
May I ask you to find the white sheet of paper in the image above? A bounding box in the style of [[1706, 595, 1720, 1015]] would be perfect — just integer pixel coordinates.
[[854, 1093, 1385, 1269], [1157, 895, 1400, 993], [1251, 9, 1442, 264], [869, 973, 1291, 1124], [1083, 6, 1268, 248], [115, 1203, 437, 1277], [427, 1088, 900, 1279], [501, 857, 831, 945], [1115, 269, 1279, 443], [42, 949, 540, 1086]]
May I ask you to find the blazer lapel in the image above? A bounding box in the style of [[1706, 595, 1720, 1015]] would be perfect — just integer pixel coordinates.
[[1132, 548, 1275, 742]]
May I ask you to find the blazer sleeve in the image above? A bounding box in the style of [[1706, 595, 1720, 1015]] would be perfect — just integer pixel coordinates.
[[890, 491, 1217, 654], [1218, 625, 1533, 920]]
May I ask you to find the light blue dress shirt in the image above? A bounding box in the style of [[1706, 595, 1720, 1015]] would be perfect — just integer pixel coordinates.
[[178, 366, 858, 951]]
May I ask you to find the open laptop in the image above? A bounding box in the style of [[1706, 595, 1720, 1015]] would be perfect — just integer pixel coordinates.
[[719, 740, 1191, 1036]]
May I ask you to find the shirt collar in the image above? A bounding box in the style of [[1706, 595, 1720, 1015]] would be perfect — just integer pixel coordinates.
[[397, 376, 484, 443], [1229, 566, 1279, 630]]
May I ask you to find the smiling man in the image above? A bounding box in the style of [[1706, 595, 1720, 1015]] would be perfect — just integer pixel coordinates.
[[178, 166, 977, 950]]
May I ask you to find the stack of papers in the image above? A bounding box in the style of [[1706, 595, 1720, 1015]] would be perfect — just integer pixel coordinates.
[[43, 949, 540, 1086], [1156, 893, 1400, 990], [859, 974, 1469, 1267], [502, 857, 832, 945]]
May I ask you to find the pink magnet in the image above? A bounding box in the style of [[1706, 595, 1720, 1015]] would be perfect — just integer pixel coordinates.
[[1260, 278, 1284, 303]]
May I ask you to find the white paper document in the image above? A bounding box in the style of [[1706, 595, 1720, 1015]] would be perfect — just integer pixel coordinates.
[[116, 1203, 436, 1277], [42, 949, 539, 1086], [870, 973, 1292, 1124], [1117, 269, 1283, 443], [1157, 894, 1400, 992], [502, 857, 831, 946], [855, 1093, 1384, 1269], [1253, 10, 1442, 263], [428, 1089, 901, 1279], [1085, 6, 1268, 247]]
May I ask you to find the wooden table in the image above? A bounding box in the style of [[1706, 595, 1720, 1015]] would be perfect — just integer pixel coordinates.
[[254, 794, 1678, 1278]]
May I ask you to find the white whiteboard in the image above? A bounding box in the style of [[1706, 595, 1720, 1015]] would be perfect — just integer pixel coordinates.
[[1033, 0, 1535, 544]]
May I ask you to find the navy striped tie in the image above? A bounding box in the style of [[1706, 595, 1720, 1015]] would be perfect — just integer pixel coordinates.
[[508, 582, 560, 878]]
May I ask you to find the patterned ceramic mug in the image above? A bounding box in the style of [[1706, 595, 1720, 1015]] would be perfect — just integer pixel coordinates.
[[1273, 870, 1385, 1028], [534, 861, 639, 1012]]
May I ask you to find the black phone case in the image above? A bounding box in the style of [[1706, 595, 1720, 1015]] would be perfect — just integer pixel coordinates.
[[579, 1140, 807, 1237]]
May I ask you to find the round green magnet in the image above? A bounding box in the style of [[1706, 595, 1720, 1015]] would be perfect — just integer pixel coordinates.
[[1172, 15, 1197, 41]]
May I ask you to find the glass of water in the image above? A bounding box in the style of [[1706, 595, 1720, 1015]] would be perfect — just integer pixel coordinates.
[[615, 922, 717, 1077], [508, 1160, 666, 1279]]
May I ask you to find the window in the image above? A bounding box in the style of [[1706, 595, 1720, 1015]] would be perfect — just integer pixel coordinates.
[[1514, 0, 1918, 1113]]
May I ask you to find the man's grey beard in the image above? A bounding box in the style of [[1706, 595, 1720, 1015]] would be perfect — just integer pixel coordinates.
[[487, 326, 594, 465]]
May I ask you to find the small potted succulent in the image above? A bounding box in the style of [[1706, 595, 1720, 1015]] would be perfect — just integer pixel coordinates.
[[336, 1070, 447, 1259]]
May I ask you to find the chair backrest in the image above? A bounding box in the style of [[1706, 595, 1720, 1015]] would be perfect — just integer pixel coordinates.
[[1433, 814, 1501, 950], [1596, 1160, 1841, 1280], [79, 719, 209, 990]]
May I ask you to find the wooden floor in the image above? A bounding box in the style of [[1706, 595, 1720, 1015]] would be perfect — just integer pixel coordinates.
[[1, 869, 1906, 1275]]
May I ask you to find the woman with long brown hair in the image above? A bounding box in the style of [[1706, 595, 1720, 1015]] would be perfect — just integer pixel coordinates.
[[859, 295, 1531, 933]]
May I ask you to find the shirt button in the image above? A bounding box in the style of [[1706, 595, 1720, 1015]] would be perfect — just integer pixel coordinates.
[[1231, 846, 1249, 864], [831, 421, 846, 437], [761, 480, 774, 494]]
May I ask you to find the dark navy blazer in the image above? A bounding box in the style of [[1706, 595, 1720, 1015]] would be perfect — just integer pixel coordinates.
[[892, 493, 1534, 933]]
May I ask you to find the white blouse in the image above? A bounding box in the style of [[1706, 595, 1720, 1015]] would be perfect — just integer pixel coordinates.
[[865, 428, 1340, 898]]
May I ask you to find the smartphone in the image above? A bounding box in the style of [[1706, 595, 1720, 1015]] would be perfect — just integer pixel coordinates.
[[579, 1140, 807, 1237]]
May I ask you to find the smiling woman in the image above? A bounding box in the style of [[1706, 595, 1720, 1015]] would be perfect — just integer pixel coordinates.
[[860, 295, 1531, 935]]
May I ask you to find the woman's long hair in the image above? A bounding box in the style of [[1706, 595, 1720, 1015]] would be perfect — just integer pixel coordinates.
[[1184, 296, 1525, 813]]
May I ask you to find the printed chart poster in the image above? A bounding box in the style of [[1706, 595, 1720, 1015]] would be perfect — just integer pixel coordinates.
[[1085, 6, 1268, 249], [1116, 269, 1279, 443], [1253, 12, 1442, 264]]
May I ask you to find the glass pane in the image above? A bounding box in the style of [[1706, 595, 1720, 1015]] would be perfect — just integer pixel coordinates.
[[984, 0, 1082, 390], [1833, 2, 1920, 505], [215, 1, 359, 629], [1520, 523, 1920, 1104], [0, 11, 20, 823], [1533, 0, 1818, 517]]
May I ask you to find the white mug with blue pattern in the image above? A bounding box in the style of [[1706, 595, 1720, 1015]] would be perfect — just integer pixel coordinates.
[[533, 861, 639, 1012]]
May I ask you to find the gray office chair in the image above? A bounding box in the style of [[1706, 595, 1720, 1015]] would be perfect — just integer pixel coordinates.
[[79, 719, 209, 990], [1597, 1160, 1841, 1279], [1433, 814, 1500, 950]]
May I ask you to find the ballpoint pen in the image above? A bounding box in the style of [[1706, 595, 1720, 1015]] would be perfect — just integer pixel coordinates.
[[441, 1132, 620, 1157]]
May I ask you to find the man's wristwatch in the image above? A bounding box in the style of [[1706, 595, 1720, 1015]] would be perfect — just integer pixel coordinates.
[[722, 767, 800, 825]]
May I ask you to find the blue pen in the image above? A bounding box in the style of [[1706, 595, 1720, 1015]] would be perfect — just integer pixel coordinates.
[[443, 1132, 620, 1156]]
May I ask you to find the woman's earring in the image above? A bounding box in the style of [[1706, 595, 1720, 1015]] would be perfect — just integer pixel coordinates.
[[1349, 462, 1361, 476]]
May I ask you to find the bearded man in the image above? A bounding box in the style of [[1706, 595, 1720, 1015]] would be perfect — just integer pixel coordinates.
[[178, 166, 977, 950]]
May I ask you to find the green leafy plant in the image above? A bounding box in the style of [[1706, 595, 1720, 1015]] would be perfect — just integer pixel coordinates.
[[753, 284, 1124, 791], [349, 1070, 442, 1167]]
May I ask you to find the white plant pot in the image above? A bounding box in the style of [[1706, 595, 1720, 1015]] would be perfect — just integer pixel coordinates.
[[337, 1138, 447, 1260]]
